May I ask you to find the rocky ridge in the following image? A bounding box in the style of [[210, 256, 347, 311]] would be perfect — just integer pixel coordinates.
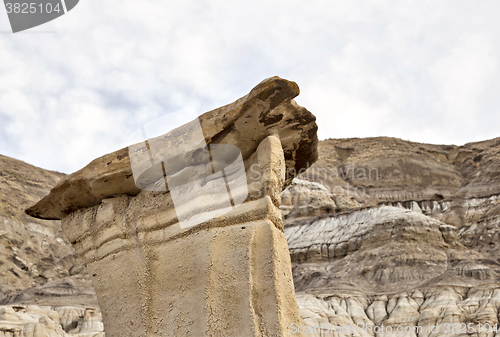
[[0, 155, 79, 293], [0, 155, 102, 336], [283, 137, 500, 336], [283, 137, 500, 261]]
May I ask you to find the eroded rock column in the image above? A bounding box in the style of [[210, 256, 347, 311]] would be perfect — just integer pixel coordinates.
[[26, 77, 318, 337]]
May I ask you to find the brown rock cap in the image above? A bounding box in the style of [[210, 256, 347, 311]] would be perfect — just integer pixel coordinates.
[[26, 76, 318, 220]]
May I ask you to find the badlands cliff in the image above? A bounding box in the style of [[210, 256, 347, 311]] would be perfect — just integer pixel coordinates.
[[0, 155, 103, 336], [283, 137, 500, 336]]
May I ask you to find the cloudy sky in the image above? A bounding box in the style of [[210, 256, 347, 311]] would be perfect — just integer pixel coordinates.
[[1, 0, 499, 173]]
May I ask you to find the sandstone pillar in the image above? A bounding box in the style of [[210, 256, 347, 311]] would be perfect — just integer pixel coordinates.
[[26, 77, 318, 337]]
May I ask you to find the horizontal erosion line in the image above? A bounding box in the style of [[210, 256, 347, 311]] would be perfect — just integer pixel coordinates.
[[379, 192, 500, 204], [82, 218, 270, 264], [77, 204, 282, 263], [69, 194, 273, 245]]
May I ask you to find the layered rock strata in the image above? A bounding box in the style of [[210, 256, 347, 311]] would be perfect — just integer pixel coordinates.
[[284, 137, 500, 263], [282, 137, 500, 336], [285, 207, 500, 336], [26, 77, 318, 337], [0, 304, 103, 337], [0, 155, 83, 296]]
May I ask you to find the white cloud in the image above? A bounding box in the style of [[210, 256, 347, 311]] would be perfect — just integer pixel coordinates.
[[1, 0, 500, 173], [428, 34, 497, 140]]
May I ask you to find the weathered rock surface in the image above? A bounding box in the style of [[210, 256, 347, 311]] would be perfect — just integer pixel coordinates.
[[284, 137, 500, 262], [0, 155, 102, 336], [281, 179, 337, 219], [0, 155, 88, 301], [0, 275, 98, 308], [26, 77, 317, 221], [0, 304, 103, 336], [286, 207, 500, 336], [282, 137, 500, 336], [286, 206, 499, 291], [26, 77, 318, 337]]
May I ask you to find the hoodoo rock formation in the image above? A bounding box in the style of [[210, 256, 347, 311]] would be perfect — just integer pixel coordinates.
[[26, 77, 319, 337], [4, 81, 499, 336]]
